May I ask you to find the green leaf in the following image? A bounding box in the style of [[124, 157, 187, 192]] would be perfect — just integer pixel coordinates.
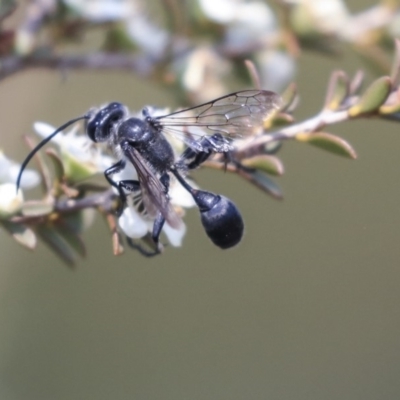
[[36, 224, 77, 267], [241, 155, 284, 176], [61, 209, 96, 234], [279, 83, 298, 113], [380, 112, 400, 122], [103, 24, 137, 52], [349, 76, 392, 116], [45, 148, 65, 183], [379, 88, 400, 114], [22, 200, 54, 217], [23, 135, 52, 193], [61, 150, 98, 184], [54, 220, 86, 258], [242, 170, 283, 199], [297, 132, 357, 159], [349, 70, 364, 95], [263, 140, 283, 155], [0, 0, 16, 22], [269, 113, 294, 127], [1, 220, 37, 250], [390, 39, 400, 87], [325, 70, 349, 110]]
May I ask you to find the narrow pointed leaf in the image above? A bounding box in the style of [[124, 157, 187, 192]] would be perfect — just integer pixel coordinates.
[[279, 83, 297, 112], [349, 76, 392, 116], [0, 1, 16, 22], [264, 140, 283, 155], [379, 88, 400, 114], [241, 155, 284, 176], [349, 70, 364, 95], [1, 220, 37, 249], [23, 135, 52, 193], [379, 112, 400, 122], [61, 150, 98, 184], [61, 209, 96, 234], [269, 113, 294, 127], [45, 148, 65, 183], [390, 39, 400, 87], [297, 132, 357, 159], [54, 220, 86, 258], [325, 70, 349, 110], [22, 200, 54, 217], [240, 169, 283, 199], [36, 224, 77, 267]]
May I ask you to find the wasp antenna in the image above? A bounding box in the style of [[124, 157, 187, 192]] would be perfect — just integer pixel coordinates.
[[16, 115, 88, 192]]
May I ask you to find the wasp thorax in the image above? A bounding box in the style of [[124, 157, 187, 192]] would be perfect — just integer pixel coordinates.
[[117, 118, 152, 145], [87, 102, 125, 143]]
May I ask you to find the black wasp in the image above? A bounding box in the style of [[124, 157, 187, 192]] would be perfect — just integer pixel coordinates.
[[17, 90, 281, 255]]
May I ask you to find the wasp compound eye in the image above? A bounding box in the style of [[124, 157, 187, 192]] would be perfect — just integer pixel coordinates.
[[87, 102, 125, 143], [192, 190, 244, 249]]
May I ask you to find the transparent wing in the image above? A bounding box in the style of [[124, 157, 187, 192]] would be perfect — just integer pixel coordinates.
[[155, 90, 281, 139], [123, 146, 182, 229]]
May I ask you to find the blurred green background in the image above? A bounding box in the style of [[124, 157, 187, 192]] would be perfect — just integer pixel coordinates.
[[1, 1, 400, 399]]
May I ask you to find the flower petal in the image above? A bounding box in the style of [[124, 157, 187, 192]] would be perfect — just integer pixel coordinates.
[[118, 206, 148, 239], [33, 122, 61, 143], [163, 221, 186, 247], [0, 183, 23, 218], [169, 179, 196, 208], [0, 152, 40, 189]]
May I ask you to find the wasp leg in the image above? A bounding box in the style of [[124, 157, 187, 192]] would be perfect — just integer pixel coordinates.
[[177, 133, 233, 170], [104, 159, 126, 191], [104, 160, 128, 214], [116, 179, 142, 220], [126, 236, 162, 258], [118, 180, 141, 193], [150, 213, 165, 253]]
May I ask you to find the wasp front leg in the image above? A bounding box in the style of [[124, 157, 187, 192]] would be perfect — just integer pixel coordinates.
[[104, 160, 145, 217], [104, 160, 131, 215]]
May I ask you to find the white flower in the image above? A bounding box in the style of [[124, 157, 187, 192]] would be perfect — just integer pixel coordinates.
[[256, 50, 296, 92], [62, 0, 135, 22], [64, 0, 169, 56], [118, 205, 149, 239], [118, 176, 196, 248], [0, 151, 40, 190], [200, 0, 276, 47], [224, 3, 276, 48], [303, 0, 350, 36], [181, 47, 230, 101], [162, 219, 187, 247], [125, 14, 169, 58], [0, 183, 24, 218]]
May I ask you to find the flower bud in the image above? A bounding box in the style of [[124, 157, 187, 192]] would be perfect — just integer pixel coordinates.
[[0, 183, 23, 218]]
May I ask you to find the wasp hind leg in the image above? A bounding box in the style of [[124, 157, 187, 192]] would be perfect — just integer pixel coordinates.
[[125, 236, 163, 258], [177, 133, 233, 171], [104, 160, 132, 216]]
